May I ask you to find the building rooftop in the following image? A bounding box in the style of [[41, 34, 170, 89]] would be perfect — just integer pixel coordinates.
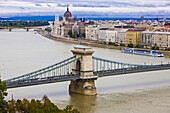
[[141, 31, 154, 34], [99, 28, 108, 30], [118, 29, 128, 32], [128, 28, 146, 32], [164, 23, 170, 26], [154, 32, 170, 35], [64, 6, 72, 17], [115, 26, 134, 29]]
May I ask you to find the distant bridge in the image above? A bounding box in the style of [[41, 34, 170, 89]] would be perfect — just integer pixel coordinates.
[[0, 26, 42, 32], [4, 46, 170, 95]]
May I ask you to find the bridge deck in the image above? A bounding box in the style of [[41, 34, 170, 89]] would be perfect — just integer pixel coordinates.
[[6, 75, 79, 89], [95, 64, 170, 77]]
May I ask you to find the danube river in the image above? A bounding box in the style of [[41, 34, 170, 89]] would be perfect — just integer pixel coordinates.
[[1, 30, 170, 113]]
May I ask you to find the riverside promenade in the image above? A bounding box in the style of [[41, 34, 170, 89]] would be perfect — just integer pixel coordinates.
[[38, 30, 123, 49], [38, 30, 170, 57]]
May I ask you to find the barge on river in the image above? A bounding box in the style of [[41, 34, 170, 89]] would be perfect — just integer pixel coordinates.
[[122, 48, 164, 57]]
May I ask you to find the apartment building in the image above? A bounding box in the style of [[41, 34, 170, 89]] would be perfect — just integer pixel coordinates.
[[126, 28, 145, 45], [85, 25, 98, 40], [152, 32, 170, 48]]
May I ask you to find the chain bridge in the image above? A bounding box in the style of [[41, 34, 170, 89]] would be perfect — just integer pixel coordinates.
[[4, 46, 170, 95]]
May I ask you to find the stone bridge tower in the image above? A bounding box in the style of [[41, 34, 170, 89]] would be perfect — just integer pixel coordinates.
[[69, 46, 97, 95]]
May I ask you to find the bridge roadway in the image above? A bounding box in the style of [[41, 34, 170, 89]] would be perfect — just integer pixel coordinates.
[[95, 64, 170, 77], [5, 63, 170, 89], [6, 74, 80, 89]]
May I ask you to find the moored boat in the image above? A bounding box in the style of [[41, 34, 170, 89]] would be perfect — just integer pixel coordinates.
[[122, 48, 164, 57]]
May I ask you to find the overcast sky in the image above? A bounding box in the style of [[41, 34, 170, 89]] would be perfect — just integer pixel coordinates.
[[1, 0, 170, 17]]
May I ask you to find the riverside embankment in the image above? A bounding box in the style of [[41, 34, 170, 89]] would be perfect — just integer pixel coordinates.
[[38, 30, 170, 58], [38, 30, 123, 49]]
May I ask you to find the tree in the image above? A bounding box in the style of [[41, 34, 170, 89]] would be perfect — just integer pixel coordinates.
[[42, 95, 60, 113], [152, 43, 159, 50], [15, 99, 23, 112], [135, 44, 144, 48], [80, 33, 85, 38], [128, 43, 134, 48], [114, 42, 119, 46], [152, 46, 159, 50], [22, 98, 30, 112], [120, 43, 125, 47], [0, 21, 49, 27], [2, 89, 80, 113], [0, 79, 8, 113], [63, 105, 80, 113], [108, 42, 114, 45], [45, 27, 52, 33], [68, 30, 73, 38], [7, 99, 16, 113]]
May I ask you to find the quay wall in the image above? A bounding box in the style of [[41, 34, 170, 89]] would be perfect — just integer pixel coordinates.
[[38, 30, 170, 58]]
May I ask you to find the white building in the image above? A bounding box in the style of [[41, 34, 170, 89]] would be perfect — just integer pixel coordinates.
[[106, 28, 118, 42], [98, 28, 107, 42], [140, 31, 154, 46], [152, 32, 170, 49], [117, 29, 128, 44], [85, 25, 99, 40], [98, 28, 118, 43]]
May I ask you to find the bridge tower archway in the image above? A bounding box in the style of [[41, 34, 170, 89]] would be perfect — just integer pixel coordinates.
[[76, 60, 81, 75], [69, 46, 97, 95]]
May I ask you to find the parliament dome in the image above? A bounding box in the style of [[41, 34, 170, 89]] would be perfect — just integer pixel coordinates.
[[64, 7, 72, 18]]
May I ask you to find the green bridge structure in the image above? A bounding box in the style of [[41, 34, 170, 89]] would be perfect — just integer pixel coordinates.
[[4, 46, 170, 95]]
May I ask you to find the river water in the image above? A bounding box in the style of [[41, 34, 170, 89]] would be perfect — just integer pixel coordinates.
[[1, 29, 170, 113]]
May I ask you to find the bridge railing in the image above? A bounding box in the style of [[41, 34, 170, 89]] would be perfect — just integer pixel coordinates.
[[92, 56, 170, 76], [92, 56, 149, 72], [5, 56, 81, 87]]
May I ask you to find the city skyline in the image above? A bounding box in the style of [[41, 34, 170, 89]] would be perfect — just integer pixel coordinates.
[[1, 0, 170, 18]]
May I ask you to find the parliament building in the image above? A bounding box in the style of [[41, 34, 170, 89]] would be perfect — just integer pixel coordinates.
[[52, 6, 91, 38]]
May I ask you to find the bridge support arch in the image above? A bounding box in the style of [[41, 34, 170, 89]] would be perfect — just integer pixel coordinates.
[[69, 46, 97, 95]]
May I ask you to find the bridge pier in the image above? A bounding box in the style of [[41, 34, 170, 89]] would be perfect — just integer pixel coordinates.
[[69, 79, 96, 95], [69, 46, 97, 95]]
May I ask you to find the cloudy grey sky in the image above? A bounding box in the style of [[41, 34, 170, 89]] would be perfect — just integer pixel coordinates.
[[0, 0, 170, 17]]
